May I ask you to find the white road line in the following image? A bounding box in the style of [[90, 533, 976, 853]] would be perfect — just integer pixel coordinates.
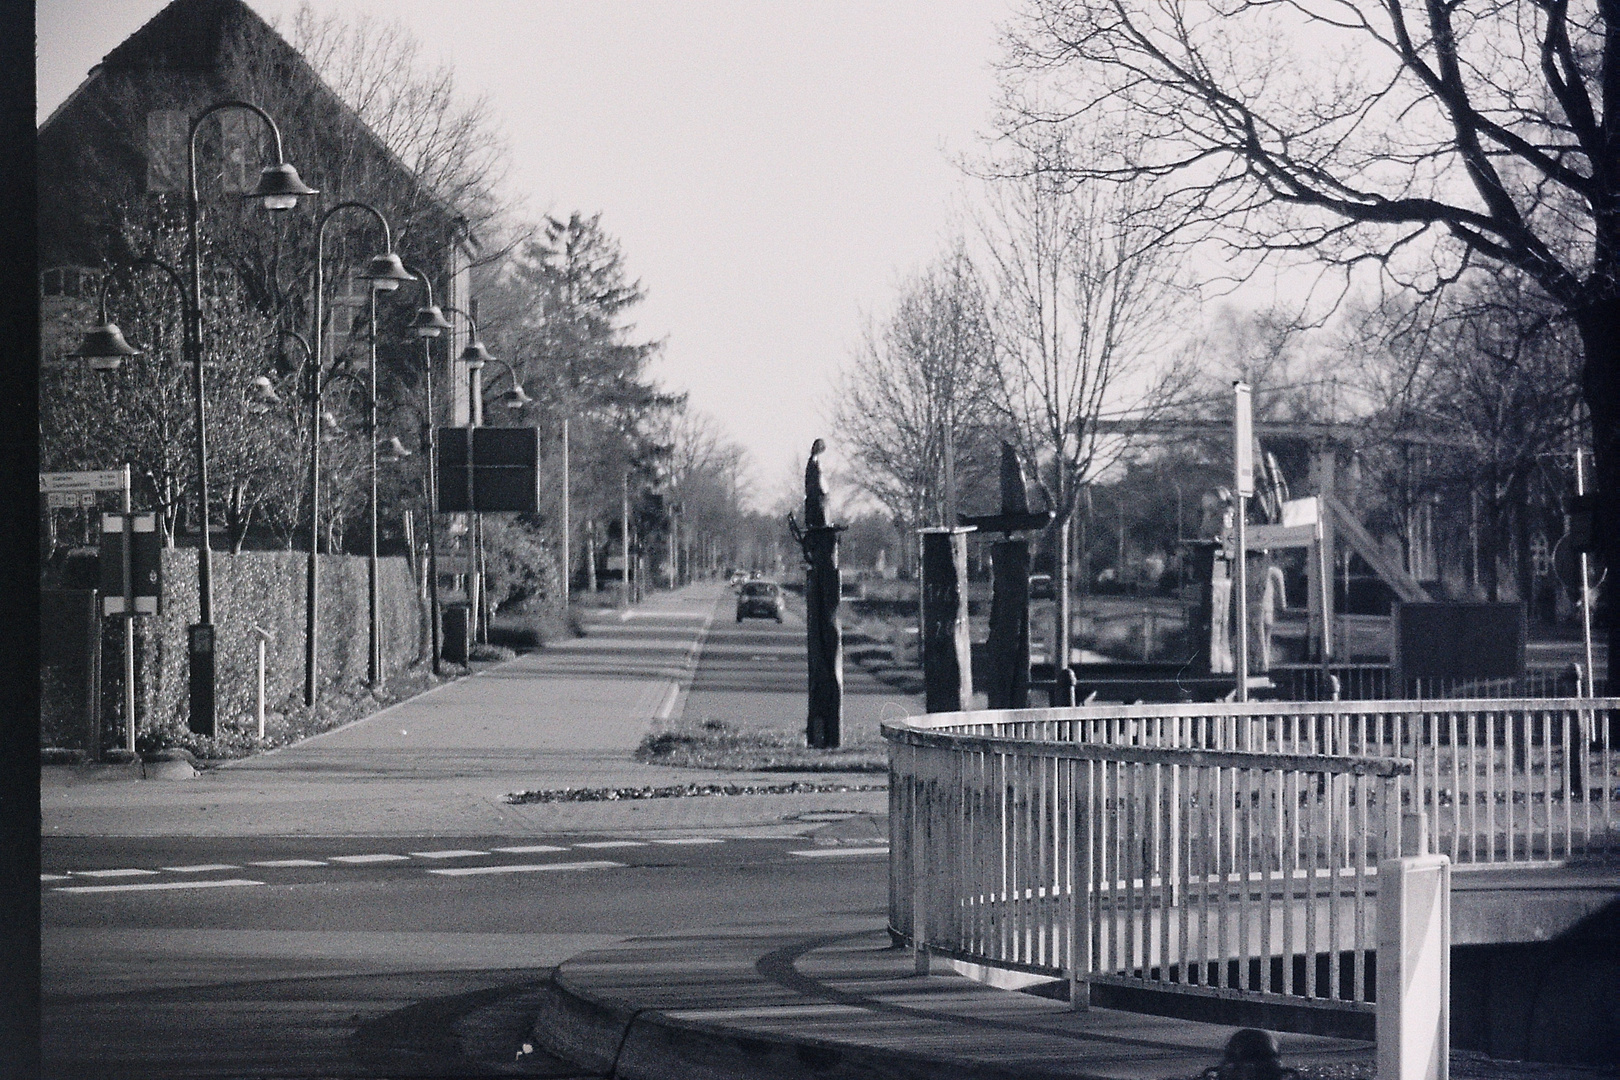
[[40, 874, 70, 882], [426, 860, 623, 877], [329, 854, 410, 864], [789, 847, 890, 858], [54, 878, 264, 895], [491, 844, 568, 854], [74, 868, 160, 878], [249, 859, 327, 868], [161, 864, 240, 873], [408, 849, 488, 859], [573, 841, 645, 849], [651, 838, 724, 845]]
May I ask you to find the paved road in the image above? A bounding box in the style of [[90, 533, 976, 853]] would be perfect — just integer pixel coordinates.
[[42, 833, 888, 1079], [39, 581, 905, 1078]]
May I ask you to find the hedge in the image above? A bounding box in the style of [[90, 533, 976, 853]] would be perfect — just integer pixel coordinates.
[[133, 549, 423, 731]]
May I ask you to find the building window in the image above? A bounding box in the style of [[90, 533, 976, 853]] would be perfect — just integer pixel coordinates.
[[41, 267, 95, 299], [146, 109, 187, 194]]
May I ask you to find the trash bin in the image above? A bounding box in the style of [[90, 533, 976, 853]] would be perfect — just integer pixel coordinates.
[[441, 602, 470, 664]]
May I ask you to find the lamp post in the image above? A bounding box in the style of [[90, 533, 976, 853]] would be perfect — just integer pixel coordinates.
[[302, 201, 412, 706], [441, 305, 495, 641], [182, 101, 315, 735], [70, 257, 189, 754], [403, 264, 453, 675]]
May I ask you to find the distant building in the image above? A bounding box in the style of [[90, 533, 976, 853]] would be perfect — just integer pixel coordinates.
[[39, 0, 481, 421]]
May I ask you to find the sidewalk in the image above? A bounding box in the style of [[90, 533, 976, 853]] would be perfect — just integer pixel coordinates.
[[40, 581, 893, 838], [530, 917, 1377, 1080]]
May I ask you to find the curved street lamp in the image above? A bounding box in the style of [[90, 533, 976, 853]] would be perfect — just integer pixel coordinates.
[[184, 101, 315, 734], [439, 304, 497, 643], [303, 200, 413, 706], [402, 263, 450, 675]]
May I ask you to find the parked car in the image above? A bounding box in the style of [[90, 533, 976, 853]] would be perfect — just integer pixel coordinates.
[[736, 580, 784, 623]]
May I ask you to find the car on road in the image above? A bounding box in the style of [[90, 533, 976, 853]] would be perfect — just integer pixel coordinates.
[[736, 580, 784, 623]]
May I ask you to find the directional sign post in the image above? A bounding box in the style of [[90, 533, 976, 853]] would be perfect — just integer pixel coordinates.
[[53, 467, 138, 755], [1233, 383, 1253, 702]]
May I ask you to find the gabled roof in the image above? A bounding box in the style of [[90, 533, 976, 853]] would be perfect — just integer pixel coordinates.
[[41, 0, 470, 242], [97, 0, 261, 74]]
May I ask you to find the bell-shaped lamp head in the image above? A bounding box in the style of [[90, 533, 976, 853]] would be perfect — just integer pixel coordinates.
[[460, 339, 493, 370], [250, 162, 318, 211], [249, 375, 282, 413], [70, 322, 142, 372], [359, 251, 412, 292], [411, 304, 454, 338], [503, 383, 533, 409]]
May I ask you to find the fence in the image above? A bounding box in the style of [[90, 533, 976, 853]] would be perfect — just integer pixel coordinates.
[[886, 697, 1620, 1031]]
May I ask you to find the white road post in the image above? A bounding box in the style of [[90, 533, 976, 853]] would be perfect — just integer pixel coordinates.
[[1377, 852, 1451, 1080]]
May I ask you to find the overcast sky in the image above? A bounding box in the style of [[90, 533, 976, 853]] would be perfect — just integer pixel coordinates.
[[38, 0, 1017, 503]]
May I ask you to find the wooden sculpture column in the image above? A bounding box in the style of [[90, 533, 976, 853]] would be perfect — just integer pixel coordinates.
[[795, 438, 844, 748]]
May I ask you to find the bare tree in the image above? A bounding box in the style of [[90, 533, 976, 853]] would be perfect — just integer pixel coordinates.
[[287, 2, 513, 241], [977, 128, 1192, 672], [834, 244, 1002, 548], [1002, 0, 1620, 671]]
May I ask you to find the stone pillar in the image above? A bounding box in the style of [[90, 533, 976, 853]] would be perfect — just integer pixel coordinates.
[[920, 527, 973, 713], [985, 539, 1031, 710], [804, 526, 843, 748]]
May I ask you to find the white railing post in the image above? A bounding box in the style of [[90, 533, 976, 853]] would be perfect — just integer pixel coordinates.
[[1377, 853, 1450, 1080]]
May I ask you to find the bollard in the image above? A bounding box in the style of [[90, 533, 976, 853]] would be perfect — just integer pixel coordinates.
[[251, 625, 272, 741], [1377, 854, 1450, 1080]]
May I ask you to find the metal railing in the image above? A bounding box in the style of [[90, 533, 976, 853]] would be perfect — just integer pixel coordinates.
[[886, 697, 1620, 1023]]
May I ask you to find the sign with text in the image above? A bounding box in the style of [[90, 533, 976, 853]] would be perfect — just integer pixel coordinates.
[[41, 469, 128, 493]]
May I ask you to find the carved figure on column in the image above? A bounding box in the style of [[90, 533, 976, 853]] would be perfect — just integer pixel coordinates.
[[804, 437, 829, 529]]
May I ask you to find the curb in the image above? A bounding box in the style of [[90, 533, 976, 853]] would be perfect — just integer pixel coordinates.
[[532, 954, 1081, 1080]]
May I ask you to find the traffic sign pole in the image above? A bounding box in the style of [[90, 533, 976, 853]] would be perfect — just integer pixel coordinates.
[[1234, 383, 1253, 702], [1577, 450, 1596, 697], [121, 465, 135, 755]]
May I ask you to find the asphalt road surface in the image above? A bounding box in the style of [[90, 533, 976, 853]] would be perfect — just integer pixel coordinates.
[[42, 830, 889, 1078], [40, 583, 904, 1079]]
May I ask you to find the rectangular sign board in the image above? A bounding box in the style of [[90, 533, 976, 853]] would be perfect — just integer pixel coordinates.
[[1394, 602, 1525, 683], [1233, 383, 1254, 498], [46, 492, 97, 509], [41, 470, 128, 493]]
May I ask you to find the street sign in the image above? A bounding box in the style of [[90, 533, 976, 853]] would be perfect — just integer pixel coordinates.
[[41, 469, 128, 493], [1233, 382, 1254, 498], [46, 492, 97, 509], [100, 513, 162, 616], [437, 427, 540, 513]]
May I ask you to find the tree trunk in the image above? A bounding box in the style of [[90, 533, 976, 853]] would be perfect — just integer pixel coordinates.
[[1575, 301, 1620, 693]]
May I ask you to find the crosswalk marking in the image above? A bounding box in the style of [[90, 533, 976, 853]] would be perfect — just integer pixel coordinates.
[[790, 847, 890, 858], [329, 854, 410, 864], [40, 873, 70, 882], [408, 849, 488, 859], [491, 844, 568, 854], [54, 879, 264, 895], [249, 859, 326, 868], [75, 868, 160, 878], [162, 864, 239, 873], [651, 838, 724, 845], [426, 860, 623, 877], [574, 841, 645, 849]]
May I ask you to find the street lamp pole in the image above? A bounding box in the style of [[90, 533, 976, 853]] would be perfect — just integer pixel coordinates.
[[441, 305, 494, 642], [303, 200, 412, 706], [184, 100, 315, 735], [404, 265, 453, 675]]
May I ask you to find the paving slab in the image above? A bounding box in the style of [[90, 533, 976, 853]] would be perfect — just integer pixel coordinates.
[[533, 918, 1376, 1080]]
